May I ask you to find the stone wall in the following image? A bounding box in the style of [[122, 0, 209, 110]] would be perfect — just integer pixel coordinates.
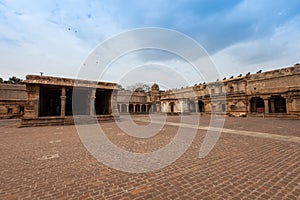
[[0, 84, 27, 119]]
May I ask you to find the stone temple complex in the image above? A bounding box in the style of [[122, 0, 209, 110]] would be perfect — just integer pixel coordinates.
[[0, 63, 299, 125], [117, 63, 300, 117]]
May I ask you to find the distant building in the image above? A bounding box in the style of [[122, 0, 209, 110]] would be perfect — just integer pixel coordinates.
[[117, 63, 300, 118], [21, 75, 118, 126], [0, 84, 26, 119]]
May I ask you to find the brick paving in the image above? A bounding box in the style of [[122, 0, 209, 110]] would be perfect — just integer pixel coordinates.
[[0, 115, 299, 199]]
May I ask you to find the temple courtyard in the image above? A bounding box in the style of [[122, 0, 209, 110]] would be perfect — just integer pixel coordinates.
[[0, 115, 299, 199]]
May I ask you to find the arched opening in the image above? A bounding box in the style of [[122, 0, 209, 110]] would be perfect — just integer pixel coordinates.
[[269, 96, 286, 113], [221, 103, 226, 113], [147, 105, 151, 112], [121, 104, 127, 112], [95, 89, 112, 115], [170, 102, 175, 112], [135, 104, 140, 112], [250, 97, 265, 113], [198, 101, 205, 112], [129, 104, 134, 112], [39, 86, 61, 117], [189, 101, 196, 112], [141, 104, 147, 112]]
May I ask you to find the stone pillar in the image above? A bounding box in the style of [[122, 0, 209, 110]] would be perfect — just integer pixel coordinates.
[[247, 100, 251, 113], [23, 85, 40, 118], [126, 104, 129, 112], [157, 104, 161, 112], [60, 87, 66, 117], [195, 101, 199, 112], [111, 90, 119, 117], [286, 99, 292, 114], [90, 89, 96, 116], [264, 99, 269, 114], [133, 104, 136, 112]]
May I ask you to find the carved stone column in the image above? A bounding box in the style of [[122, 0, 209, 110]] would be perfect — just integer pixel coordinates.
[[195, 101, 199, 112], [90, 88, 96, 116], [60, 87, 66, 117], [264, 99, 269, 114], [286, 98, 292, 114], [111, 90, 119, 117]]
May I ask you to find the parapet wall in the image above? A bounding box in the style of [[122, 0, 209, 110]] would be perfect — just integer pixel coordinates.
[[0, 84, 27, 100]]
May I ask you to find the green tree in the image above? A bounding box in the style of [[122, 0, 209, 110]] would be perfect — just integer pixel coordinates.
[[0, 77, 3, 83], [4, 76, 23, 84], [127, 83, 150, 92], [117, 84, 125, 90]]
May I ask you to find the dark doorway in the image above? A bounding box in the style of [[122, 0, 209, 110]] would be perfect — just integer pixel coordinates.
[[221, 104, 226, 113], [19, 106, 24, 114], [269, 95, 286, 113], [39, 86, 61, 117], [72, 87, 90, 115], [141, 104, 146, 112], [250, 97, 265, 113], [147, 105, 151, 112], [95, 89, 112, 115], [129, 104, 134, 112], [198, 101, 205, 112], [170, 103, 174, 112], [135, 104, 140, 112]]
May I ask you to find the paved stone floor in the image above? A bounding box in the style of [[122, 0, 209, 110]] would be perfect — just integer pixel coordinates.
[[0, 115, 299, 199]]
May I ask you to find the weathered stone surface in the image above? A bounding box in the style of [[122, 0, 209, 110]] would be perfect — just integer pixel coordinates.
[[1, 64, 300, 121], [0, 115, 299, 199], [0, 84, 27, 119]]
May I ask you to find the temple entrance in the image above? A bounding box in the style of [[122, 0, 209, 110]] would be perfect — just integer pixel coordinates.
[[129, 104, 134, 112], [95, 89, 112, 115], [198, 101, 205, 112], [135, 104, 140, 112], [39, 86, 61, 117], [170, 102, 175, 112], [141, 104, 147, 112], [250, 97, 265, 113], [269, 95, 286, 113]]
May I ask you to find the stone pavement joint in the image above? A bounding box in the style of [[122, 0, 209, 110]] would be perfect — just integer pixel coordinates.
[[133, 117, 300, 144]]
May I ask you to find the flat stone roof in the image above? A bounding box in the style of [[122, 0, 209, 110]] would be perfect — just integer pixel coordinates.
[[24, 74, 118, 90]]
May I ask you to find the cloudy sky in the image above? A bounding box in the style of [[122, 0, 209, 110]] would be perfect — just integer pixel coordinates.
[[0, 0, 299, 88]]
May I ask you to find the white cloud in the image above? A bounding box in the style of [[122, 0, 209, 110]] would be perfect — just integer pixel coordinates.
[[0, 0, 122, 79], [212, 15, 300, 78]]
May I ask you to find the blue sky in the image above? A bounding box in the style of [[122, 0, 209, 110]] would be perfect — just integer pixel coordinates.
[[0, 0, 299, 88]]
